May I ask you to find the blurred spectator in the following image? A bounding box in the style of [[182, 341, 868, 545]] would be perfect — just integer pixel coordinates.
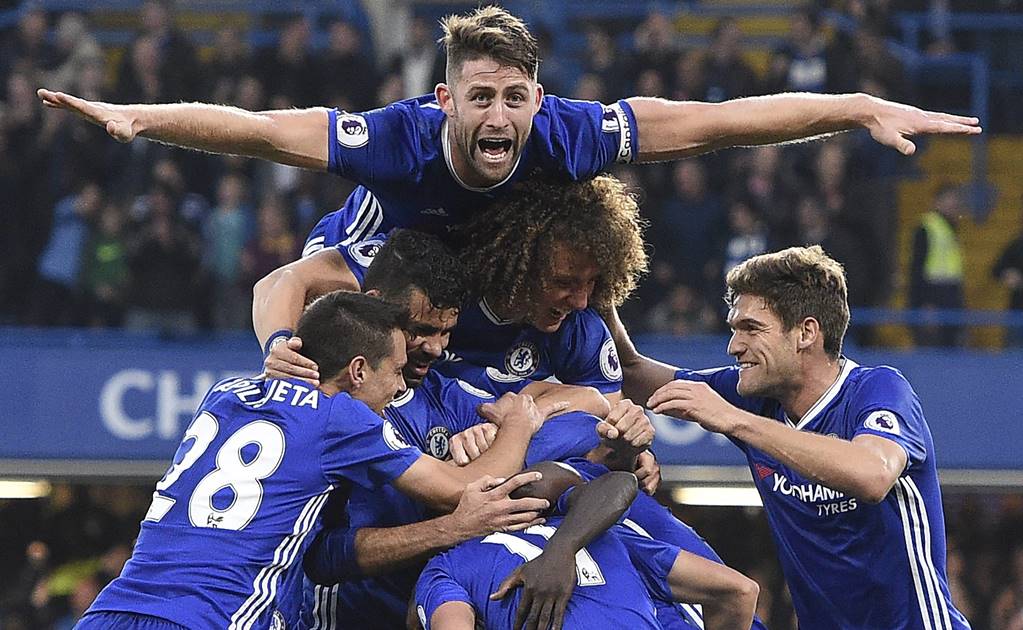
[[795, 193, 873, 308], [631, 12, 679, 87], [572, 72, 607, 102], [720, 197, 770, 281], [581, 25, 628, 98], [316, 19, 379, 110], [734, 145, 801, 243], [124, 184, 202, 335], [992, 205, 1023, 347], [81, 203, 129, 328], [28, 182, 102, 326], [774, 9, 830, 93], [138, 0, 197, 100], [0, 6, 54, 86], [202, 27, 253, 104], [655, 160, 725, 290], [203, 172, 252, 330], [45, 14, 103, 94], [239, 194, 299, 294], [255, 17, 317, 107], [644, 283, 717, 335], [634, 67, 667, 98], [115, 34, 167, 104], [703, 18, 760, 102], [909, 184, 966, 347], [388, 16, 444, 99], [671, 49, 708, 101]]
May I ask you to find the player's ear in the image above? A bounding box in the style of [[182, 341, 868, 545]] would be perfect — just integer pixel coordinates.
[[532, 81, 544, 111], [348, 356, 368, 388], [436, 82, 455, 116], [797, 317, 820, 351]]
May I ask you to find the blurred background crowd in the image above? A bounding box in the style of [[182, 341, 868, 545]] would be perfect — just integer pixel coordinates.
[[1, 0, 1022, 628]]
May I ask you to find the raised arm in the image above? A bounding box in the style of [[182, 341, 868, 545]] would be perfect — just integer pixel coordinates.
[[603, 306, 679, 402], [627, 92, 981, 162], [38, 89, 330, 170]]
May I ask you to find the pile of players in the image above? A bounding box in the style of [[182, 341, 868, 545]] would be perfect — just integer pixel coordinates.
[[46, 6, 976, 630]]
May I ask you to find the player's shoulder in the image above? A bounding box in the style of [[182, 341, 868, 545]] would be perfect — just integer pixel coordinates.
[[557, 308, 609, 336], [846, 362, 915, 399]]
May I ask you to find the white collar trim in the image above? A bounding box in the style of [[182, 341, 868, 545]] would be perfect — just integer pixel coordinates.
[[441, 119, 520, 192], [787, 357, 858, 430], [479, 297, 513, 326]]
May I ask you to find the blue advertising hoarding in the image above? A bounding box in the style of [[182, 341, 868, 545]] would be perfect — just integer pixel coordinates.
[[0, 330, 1019, 479]]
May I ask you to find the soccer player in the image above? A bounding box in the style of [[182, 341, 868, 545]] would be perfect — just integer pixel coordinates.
[[39, 6, 979, 243], [610, 245, 972, 629], [296, 228, 650, 629], [75, 291, 551, 630], [414, 462, 759, 630]]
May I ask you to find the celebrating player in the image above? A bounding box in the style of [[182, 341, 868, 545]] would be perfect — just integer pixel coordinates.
[[609, 245, 972, 629], [414, 462, 759, 630], [39, 6, 979, 247], [75, 291, 552, 630]]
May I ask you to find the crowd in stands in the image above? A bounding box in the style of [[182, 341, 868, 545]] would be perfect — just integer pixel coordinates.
[[0, 1, 935, 342], [2, 482, 1023, 630]]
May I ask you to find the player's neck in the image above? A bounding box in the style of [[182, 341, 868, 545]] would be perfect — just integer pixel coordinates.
[[781, 355, 843, 421]]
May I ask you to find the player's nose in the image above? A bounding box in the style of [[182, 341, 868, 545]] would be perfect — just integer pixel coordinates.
[[566, 288, 588, 311]]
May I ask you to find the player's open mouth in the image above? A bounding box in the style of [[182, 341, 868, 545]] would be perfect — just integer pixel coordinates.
[[477, 138, 513, 162], [549, 308, 568, 322], [411, 363, 430, 376]]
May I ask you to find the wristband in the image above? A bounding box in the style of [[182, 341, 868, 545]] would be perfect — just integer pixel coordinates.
[[263, 329, 293, 359]]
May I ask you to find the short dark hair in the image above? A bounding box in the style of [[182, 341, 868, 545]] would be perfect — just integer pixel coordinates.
[[440, 5, 539, 83], [362, 229, 469, 311], [725, 245, 849, 358], [295, 291, 408, 381], [457, 175, 649, 313]]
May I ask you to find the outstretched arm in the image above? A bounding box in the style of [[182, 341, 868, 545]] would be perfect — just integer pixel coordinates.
[[628, 92, 981, 162], [38, 89, 330, 170]]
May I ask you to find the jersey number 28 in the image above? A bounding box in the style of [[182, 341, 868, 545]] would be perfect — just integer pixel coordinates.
[[144, 412, 285, 531]]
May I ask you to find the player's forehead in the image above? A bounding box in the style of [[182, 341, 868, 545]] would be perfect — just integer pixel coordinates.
[[726, 294, 779, 327], [547, 242, 599, 280], [456, 56, 533, 90], [405, 288, 459, 330]]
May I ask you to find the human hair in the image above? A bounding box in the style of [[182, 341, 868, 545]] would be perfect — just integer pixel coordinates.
[[457, 174, 648, 314], [439, 5, 539, 83], [725, 245, 849, 358], [362, 229, 470, 311], [295, 291, 408, 382]]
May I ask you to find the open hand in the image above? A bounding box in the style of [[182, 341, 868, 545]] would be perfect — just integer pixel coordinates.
[[38, 89, 139, 143]]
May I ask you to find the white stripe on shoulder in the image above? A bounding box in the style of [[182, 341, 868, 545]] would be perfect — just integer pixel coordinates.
[[621, 518, 652, 538], [341, 194, 381, 246]]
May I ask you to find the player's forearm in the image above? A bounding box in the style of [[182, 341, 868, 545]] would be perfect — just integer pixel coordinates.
[[729, 411, 898, 502], [352, 516, 467, 576], [523, 381, 611, 419], [546, 471, 637, 556], [451, 420, 534, 484], [253, 267, 307, 348], [629, 93, 872, 162], [131, 103, 329, 169], [666, 551, 759, 630]]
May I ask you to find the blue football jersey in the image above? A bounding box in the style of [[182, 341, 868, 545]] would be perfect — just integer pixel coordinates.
[[301, 371, 603, 630], [302, 94, 637, 257], [438, 298, 623, 396], [415, 517, 670, 630], [83, 377, 422, 630], [675, 359, 971, 629]]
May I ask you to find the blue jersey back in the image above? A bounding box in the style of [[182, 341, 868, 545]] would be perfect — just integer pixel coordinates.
[[415, 517, 668, 630], [302, 94, 636, 256], [676, 360, 971, 629], [85, 377, 421, 630], [302, 371, 602, 629]]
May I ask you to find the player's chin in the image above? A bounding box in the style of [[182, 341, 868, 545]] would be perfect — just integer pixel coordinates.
[[471, 155, 515, 182]]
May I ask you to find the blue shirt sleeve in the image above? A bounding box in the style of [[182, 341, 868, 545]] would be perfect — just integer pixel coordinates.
[[534, 96, 638, 178], [302, 524, 362, 584], [616, 526, 682, 603], [439, 362, 531, 397], [333, 231, 389, 288], [326, 102, 423, 184], [415, 552, 473, 630], [553, 310, 623, 394], [524, 412, 601, 466], [321, 394, 423, 489], [850, 367, 929, 469], [436, 375, 498, 434]]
